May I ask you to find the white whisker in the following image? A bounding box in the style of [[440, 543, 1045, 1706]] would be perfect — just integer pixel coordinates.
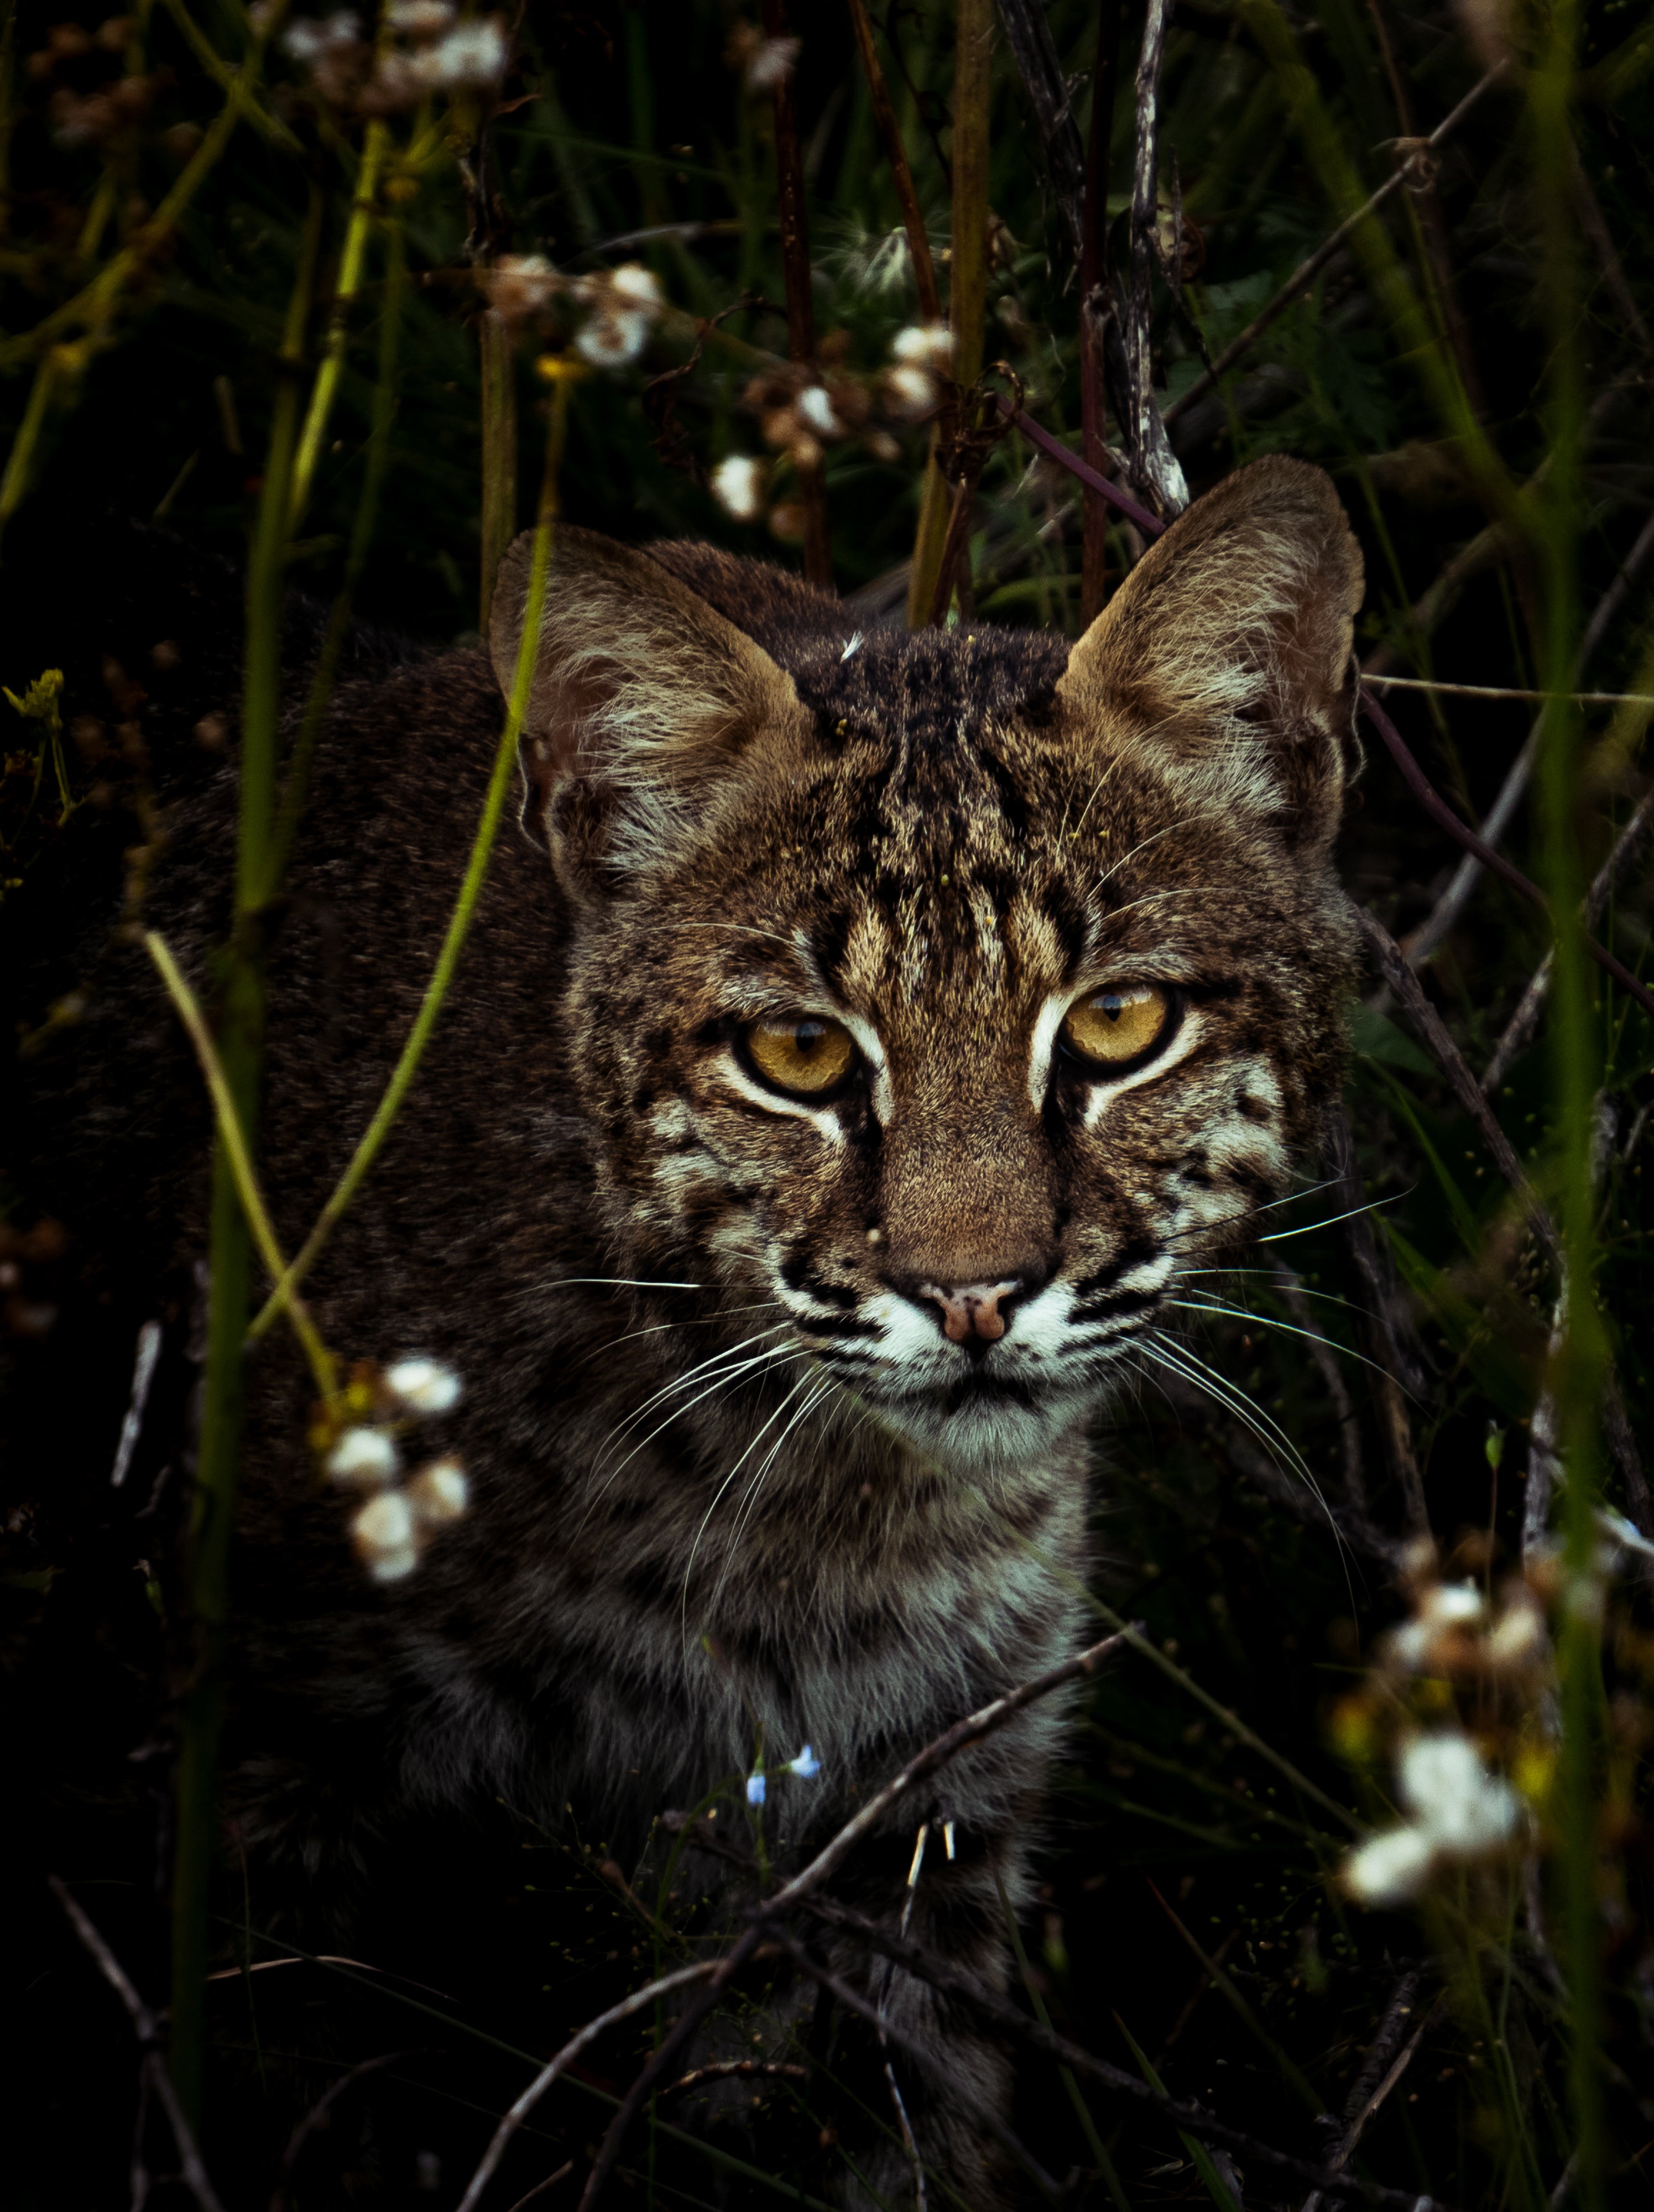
[[1167, 1296, 1395, 1383]]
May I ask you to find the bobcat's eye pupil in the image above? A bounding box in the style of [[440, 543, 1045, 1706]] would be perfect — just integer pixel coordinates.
[[743, 1013, 857, 1099], [1059, 983, 1176, 1073]]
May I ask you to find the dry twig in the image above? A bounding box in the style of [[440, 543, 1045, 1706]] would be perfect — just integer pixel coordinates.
[[1395, 504, 1654, 967], [1124, 0, 1189, 516], [48, 1878, 226, 2212], [1481, 778, 1654, 1092], [1163, 65, 1507, 425], [798, 1900, 1448, 2209], [1300, 1982, 1446, 2212]]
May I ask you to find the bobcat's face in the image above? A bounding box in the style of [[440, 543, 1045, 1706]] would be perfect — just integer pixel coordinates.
[[496, 460, 1363, 1476]]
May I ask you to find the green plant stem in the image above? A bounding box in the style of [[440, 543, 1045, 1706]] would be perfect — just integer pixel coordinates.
[[155, 0, 301, 153], [268, 217, 407, 898], [289, 117, 389, 531], [143, 931, 337, 1406], [167, 182, 321, 2130], [1530, 9, 1608, 2208], [1113, 2013, 1240, 2212], [0, 10, 283, 370], [0, 346, 61, 549], [248, 372, 575, 1345]]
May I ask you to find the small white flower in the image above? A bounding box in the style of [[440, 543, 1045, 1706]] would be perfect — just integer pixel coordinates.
[[576, 309, 651, 368], [387, 0, 452, 32], [384, 1358, 462, 1416], [796, 386, 843, 439], [326, 1425, 400, 1488], [609, 262, 664, 312], [487, 254, 560, 324], [351, 1489, 420, 1582], [1485, 1595, 1545, 1668], [746, 1770, 767, 1806], [783, 1745, 821, 1779], [1421, 1580, 1484, 1628], [892, 321, 952, 373], [884, 363, 937, 420], [711, 454, 766, 523], [1343, 1824, 1436, 1906], [1398, 1733, 1520, 1854], [744, 34, 799, 91], [408, 15, 506, 88], [406, 1455, 469, 1526], [284, 12, 361, 60]]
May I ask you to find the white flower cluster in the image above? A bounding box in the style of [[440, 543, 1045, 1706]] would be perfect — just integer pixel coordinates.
[[1344, 1732, 1522, 1906], [325, 1358, 468, 1583], [885, 320, 953, 419], [483, 257, 665, 369], [711, 453, 766, 524], [1380, 1568, 1548, 1679], [711, 326, 949, 536], [283, 7, 506, 111], [726, 23, 799, 94]]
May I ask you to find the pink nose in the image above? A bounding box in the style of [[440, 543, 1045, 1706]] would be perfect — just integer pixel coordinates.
[[916, 1280, 1020, 1345]]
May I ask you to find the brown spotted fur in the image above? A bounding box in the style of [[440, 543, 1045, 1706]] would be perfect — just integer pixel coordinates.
[[8, 455, 1363, 2202]]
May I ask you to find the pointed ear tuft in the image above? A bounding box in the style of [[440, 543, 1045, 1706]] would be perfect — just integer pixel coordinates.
[[488, 526, 806, 894], [1056, 456, 1364, 847]]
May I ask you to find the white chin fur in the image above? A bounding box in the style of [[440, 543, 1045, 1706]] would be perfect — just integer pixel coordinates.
[[872, 1386, 1093, 1473]]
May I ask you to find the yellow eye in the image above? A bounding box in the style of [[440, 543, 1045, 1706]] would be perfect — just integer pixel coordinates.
[[1060, 983, 1176, 1071], [743, 1013, 858, 1098]]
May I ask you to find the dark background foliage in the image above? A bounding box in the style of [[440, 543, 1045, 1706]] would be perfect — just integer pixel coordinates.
[[2, 1, 1652, 2207]]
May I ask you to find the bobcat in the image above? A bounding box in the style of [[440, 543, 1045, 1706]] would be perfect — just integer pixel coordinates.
[[6, 454, 1361, 2200]]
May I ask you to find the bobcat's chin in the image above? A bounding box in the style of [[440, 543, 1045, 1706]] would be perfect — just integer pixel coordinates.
[[864, 1368, 1101, 1474]]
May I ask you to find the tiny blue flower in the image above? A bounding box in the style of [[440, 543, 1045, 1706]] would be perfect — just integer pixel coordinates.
[[784, 1745, 821, 1779], [745, 1771, 767, 1806]]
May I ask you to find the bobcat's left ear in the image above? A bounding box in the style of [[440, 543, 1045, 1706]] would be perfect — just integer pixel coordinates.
[[1056, 456, 1364, 850]]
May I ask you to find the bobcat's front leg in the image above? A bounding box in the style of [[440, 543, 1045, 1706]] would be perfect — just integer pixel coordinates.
[[811, 1797, 1043, 2209]]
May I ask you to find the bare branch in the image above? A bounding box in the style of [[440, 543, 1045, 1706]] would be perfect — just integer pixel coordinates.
[[1124, 0, 1189, 517], [456, 1959, 720, 2212], [574, 1625, 1135, 2210], [776, 1934, 1065, 2203], [1395, 504, 1654, 967], [1358, 689, 1654, 1026], [270, 2051, 416, 2212], [796, 1902, 1448, 2209], [1481, 778, 1654, 1092], [764, 1626, 1135, 1918], [1300, 1986, 1447, 2212], [49, 1880, 227, 2212], [1164, 65, 1507, 426], [1354, 906, 1561, 1271], [660, 2059, 807, 2096]]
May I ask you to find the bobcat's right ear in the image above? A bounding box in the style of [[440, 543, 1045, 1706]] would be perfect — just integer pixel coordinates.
[[489, 525, 807, 898], [1055, 455, 1364, 853]]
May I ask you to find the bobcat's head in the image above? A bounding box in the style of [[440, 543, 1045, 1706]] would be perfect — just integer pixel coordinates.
[[492, 458, 1363, 1477]]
